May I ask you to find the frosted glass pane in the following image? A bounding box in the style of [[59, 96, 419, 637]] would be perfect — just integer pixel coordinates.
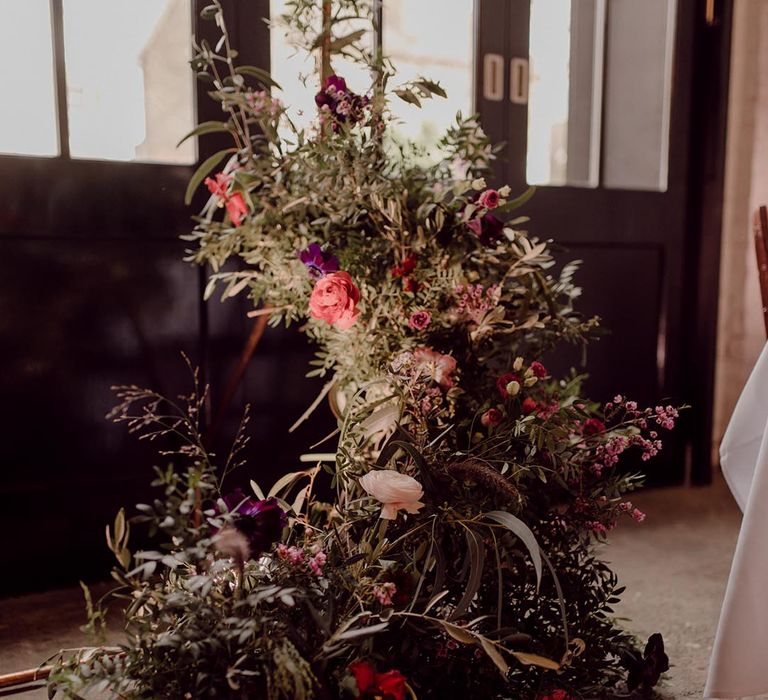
[[0, 0, 58, 157], [526, 0, 604, 187], [383, 0, 474, 155], [63, 0, 195, 163], [602, 0, 676, 191]]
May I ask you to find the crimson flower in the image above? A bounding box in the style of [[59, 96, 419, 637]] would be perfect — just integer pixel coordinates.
[[392, 254, 417, 278], [538, 690, 574, 700], [496, 372, 520, 399], [583, 418, 606, 436], [468, 213, 505, 245], [522, 397, 538, 414], [530, 361, 548, 378], [349, 661, 407, 700]]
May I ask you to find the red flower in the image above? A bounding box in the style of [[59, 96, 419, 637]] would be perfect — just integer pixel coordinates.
[[539, 690, 574, 700], [521, 397, 538, 414], [481, 408, 503, 427], [349, 661, 407, 700], [496, 372, 519, 399], [530, 361, 547, 378], [392, 254, 417, 278], [402, 277, 420, 293], [583, 418, 606, 436], [350, 661, 376, 694], [225, 192, 248, 227], [204, 171, 249, 227]]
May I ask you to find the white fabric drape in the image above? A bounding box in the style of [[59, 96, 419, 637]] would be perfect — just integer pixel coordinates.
[[705, 342, 768, 698]]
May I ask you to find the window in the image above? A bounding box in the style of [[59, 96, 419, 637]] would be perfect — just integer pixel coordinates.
[[0, 0, 195, 163]]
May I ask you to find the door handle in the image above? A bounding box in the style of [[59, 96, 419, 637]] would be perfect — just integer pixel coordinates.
[[510, 57, 529, 105], [482, 53, 504, 101]]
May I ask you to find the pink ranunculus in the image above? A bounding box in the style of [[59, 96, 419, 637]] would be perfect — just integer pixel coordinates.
[[408, 310, 431, 330], [478, 188, 500, 209], [225, 192, 248, 227], [360, 470, 425, 520], [481, 408, 503, 427], [309, 271, 361, 330], [413, 347, 457, 388]]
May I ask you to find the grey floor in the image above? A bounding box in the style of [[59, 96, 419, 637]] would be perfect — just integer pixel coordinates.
[[0, 478, 754, 698]]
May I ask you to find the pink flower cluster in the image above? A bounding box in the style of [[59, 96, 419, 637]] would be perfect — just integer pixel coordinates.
[[276, 543, 327, 577], [654, 405, 679, 430], [373, 582, 397, 606], [246, 89, 282, 117], [619, 501, 647, 523], [454, 283, 497, 324], [591, 435, 629, 476]]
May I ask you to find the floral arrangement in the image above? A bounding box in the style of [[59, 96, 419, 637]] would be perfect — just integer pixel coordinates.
[[48, 1, 677, 698]]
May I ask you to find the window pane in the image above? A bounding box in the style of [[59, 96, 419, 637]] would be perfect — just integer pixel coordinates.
[[63, 0, 195, 163], [383, 0, 474, 156], [601, 0, 676, 191], [0, 0, 58, 157], [526, 0, 604, 187]]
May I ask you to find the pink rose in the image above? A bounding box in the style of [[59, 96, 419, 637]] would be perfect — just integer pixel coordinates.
[[408, 310, 431, 330], [478, 188, 500, 209], [360, 470, 425, 520], [481, 408, 503, 427], [309, 271, 361, 330], [413, 347, 457, 388]]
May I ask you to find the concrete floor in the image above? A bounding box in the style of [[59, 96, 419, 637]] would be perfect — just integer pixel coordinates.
[[0, 478, 754, 698]]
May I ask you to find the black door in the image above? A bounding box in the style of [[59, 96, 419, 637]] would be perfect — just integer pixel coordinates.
[[476, 0, 732, 485]]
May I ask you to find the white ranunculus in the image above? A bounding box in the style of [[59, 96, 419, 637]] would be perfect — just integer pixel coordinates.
[[359, 470, 425, 520]]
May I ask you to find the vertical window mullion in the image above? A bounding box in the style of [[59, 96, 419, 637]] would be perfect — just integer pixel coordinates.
[[49, 0, 70, 159]]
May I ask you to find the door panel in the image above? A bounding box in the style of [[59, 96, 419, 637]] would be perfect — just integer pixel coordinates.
[[476, 0, 730, 485]]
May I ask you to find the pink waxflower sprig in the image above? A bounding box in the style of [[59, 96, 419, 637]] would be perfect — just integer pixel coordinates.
[[276, 542, 328, 577]]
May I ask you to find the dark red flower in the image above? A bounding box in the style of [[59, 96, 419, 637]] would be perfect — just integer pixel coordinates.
[[622, 633, 669, 691], [392, 254, 417, 278], [402, 277, 420, 293], [583, 418, 606, 436], [521, 397, 538, 414], [375, 670, 407, 700], [538, 690, 574, 700], [349, 660, 376, 694], [349, 661, 407, 700], [496, 372, 520, 400], [468, 213, 505, 245], [481, 407, 503, 427], [530, 361, 547, 378]]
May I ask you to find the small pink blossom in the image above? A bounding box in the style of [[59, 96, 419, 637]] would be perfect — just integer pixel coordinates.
[[408, 310, 431, 330], [374, 582, 397, 606], [478, 188, 500, 209], [309, 550, 327, 576], [631, 508, 646, 523], [413, 348, 457, 388], [619, 501, 633, 512]]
